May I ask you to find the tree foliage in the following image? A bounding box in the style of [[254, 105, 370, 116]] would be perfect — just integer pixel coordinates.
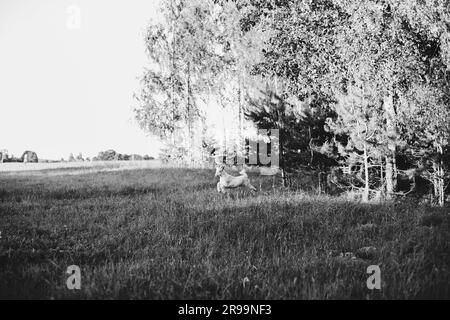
[[136, 0, 450, 205]]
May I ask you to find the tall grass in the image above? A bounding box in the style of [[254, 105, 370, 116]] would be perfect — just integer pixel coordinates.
[[0, 167, 449, 299]]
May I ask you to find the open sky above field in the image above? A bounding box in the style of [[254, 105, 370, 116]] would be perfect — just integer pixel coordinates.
[[0, 0, 163, 160]]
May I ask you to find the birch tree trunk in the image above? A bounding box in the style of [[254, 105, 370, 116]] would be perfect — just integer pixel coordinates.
[[363, 142, 370, 202], [238, 78, 243, 149], [185, 62, 192, 165], [435, 144, 445, 207], [383, 93, 397, 199]]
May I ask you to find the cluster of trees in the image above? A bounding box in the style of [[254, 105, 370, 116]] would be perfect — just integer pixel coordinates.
[[136, 0, 450, 206], [66, 153, 87, 162], [0, 149, 38, 163], [64, 151, 154, 162], [90, 150, 154, 162], [134, 0, 264, 166]]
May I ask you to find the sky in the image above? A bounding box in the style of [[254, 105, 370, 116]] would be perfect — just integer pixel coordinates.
[[0, 0, 163, 160]]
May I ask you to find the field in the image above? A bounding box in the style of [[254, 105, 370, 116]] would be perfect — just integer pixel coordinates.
[[0, 163, 449, 299], [0, 159, 163, 173]]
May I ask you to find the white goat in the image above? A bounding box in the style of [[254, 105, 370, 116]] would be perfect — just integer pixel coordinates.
[[215, 165, 257, 193]]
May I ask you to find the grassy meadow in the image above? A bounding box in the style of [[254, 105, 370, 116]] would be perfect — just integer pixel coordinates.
[[0, 164, 449, 299]]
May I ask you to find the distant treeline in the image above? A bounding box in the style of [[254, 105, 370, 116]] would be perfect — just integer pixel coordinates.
[[0, 149, 155, 163], [66, 150, 155, 162]]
